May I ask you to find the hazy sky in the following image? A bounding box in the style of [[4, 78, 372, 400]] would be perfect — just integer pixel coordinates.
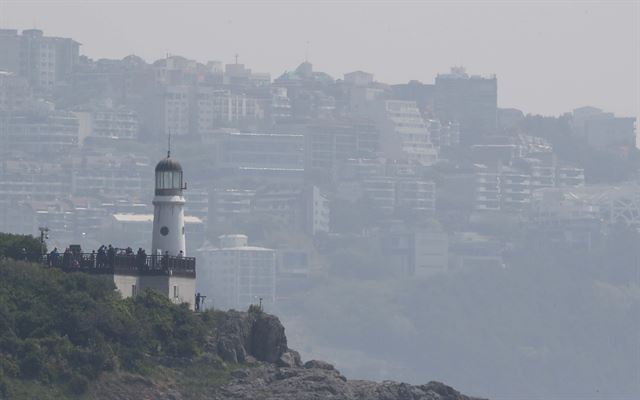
[[1, 1, 638, 119]]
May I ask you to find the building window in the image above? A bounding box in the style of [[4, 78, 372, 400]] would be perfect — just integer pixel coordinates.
[[173, 285, 179, 298], [132, 284, 137, 296]]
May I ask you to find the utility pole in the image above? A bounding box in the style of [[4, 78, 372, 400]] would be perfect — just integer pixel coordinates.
[[38, 226, 49, 258]]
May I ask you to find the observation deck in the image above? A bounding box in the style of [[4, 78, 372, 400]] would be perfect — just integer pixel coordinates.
[[45, 252, 196, 278]]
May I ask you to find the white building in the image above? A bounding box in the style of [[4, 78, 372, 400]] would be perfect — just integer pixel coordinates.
[[74, 104, 139, 140], [198, 234, 276, 311], [376, 100, 438, 166]]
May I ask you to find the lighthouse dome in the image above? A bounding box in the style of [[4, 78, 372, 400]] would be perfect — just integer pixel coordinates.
[[155, 156, 183, 173]]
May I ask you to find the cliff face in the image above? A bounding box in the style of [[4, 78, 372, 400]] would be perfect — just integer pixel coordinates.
[[89, 309, 483, 400]]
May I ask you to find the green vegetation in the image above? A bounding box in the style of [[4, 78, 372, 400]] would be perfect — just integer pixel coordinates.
[[0, 232, 44, 263], [0, 255, 227, 398]]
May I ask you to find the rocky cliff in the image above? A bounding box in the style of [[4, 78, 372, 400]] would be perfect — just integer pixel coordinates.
[[89, 308, 483, 400]]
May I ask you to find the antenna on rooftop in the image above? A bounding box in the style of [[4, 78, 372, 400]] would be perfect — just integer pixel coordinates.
[[167, 134, 171, 158], [305, 41, 310, 62], [235, 53, 239, 64]]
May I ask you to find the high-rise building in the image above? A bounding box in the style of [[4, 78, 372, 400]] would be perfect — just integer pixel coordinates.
[[435, 67, 497, 145], [0, 29, 80, 91]]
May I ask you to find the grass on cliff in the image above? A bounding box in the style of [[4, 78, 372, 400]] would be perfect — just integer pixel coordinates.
[[0, 258, 228, 399]]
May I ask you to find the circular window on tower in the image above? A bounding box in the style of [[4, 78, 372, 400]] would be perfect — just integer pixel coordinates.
[[160, 226, 169, 236]]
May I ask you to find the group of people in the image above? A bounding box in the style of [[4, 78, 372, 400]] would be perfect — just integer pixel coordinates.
[[48, 246, 83, 269], [46, 245, 188, 271]]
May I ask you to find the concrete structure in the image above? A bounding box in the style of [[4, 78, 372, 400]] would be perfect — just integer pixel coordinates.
[[197, 88, 263, 131], [375, 100, 438, 166], [344, 70, 374, 87], [571, 106, 636, 150], [380, 225, 448, 277], [74, 104, 139, 140], [0, 71, 31, 112], [4, 110, 79, 153], [435, 67, 497, 145], [198, 235, 276, 311], [474, 162, 584, 213], [0, 29, 80, 91], [304, 119, 380, 179], [362, 176, 436, 219]]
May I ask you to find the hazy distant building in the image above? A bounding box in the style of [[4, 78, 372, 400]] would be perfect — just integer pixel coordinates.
[[215, 131, 304, 185], [435, 67, 497, 145], [427, 119, 460, 148], [217, 131, 304, 169], [269, 87, 292, 121], [474, 162, 584, 213], [0, 160, 71, 202], [380, 225, 448, 277], [199, 234, 276, 311], [304, 119, 380, 179], [571, 107, 636, 150], [390, 80, 436, 114], [344, 70, 374, 87], [74, 103, 139, 141], [252, 185, 330, 235], [374, 100, 438, 165], [0, 71, 31, 112], [361, 176, 436, 220], [209, 188, 256, 223], [0, 29, 80, 91], [196, 88, 263, 131], [5, 110, 79, 152]]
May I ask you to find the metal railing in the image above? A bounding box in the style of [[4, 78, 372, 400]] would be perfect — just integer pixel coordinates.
[[44, 252, 196, 278]]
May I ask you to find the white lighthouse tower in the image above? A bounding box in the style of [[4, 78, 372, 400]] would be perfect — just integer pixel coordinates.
[[152, 150, 187, 256]]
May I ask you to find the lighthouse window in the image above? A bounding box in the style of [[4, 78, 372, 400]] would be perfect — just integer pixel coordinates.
[[157, 171, 182, 189], [160, 226, 169, 236], [173, 172, 182, 188]]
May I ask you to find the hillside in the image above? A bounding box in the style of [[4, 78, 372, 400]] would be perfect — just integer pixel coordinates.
[[0, 259, 481, 400]]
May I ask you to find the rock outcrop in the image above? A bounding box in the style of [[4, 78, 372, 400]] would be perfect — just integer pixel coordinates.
[[212, 309, 288, 364], [215, 361, 483, 400], [91, 309, 484, 400], [206, 309, 484, 400]]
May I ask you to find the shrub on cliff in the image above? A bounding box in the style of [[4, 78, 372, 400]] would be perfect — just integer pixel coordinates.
[[0, 258, 213, 396]]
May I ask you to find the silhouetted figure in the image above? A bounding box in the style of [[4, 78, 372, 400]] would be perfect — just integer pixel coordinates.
[[161, 251, 169, 270], [195, 292, 202, 312], [62, 248, 72, 269], [136, 248, 146, 268], [48, 248, 59, 267], [97, 245, 106, 268], [107, 245, 115, 267]]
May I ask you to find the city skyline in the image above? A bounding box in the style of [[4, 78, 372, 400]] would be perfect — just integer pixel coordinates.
[[1, 1, 638, 120]]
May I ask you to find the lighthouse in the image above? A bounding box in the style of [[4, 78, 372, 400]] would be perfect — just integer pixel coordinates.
[[152, 150, 186, 257]]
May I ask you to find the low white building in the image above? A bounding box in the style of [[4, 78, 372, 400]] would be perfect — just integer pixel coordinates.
[[198, 234, 276, 311]]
